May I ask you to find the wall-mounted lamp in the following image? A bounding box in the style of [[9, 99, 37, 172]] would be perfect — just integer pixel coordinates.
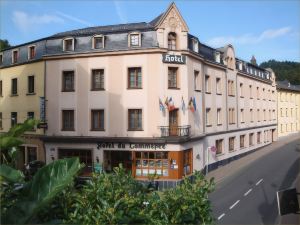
[[196, 154, 201, 160]]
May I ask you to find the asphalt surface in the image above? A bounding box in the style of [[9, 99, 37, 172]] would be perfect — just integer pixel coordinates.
[[209, 137, 300, 224]]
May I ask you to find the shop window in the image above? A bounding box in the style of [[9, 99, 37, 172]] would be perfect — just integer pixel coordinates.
[[135, 151, 168, 177], [62, 110, 75, 131], [128, 67, 142, 89], [91, 69, 104, 90], [91, 109, 104, 131], [62, 71, 75, 92], [128, 109, 142, 130], [168, 67, 178, 89], [183, 149, 192, 175]]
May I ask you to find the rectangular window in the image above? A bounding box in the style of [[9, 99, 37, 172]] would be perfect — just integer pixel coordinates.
[[28, 46, 35, 60], [0, 80, 2, 96], [216, 139, 223, 155], [0, 112, 2, 129], [229, 137, 235, 151], [249, 133, 254, 146], [229, 108, 235, 124], [257, 132, 261, 144], [250, 109, 253, 122], [128, 67, 142, 89], [11, 112, 17, 127], [130, 34, 139, 46], [205, 75, 211, 93], [63, 39, 74, 51], [183, 149, 192, 175], [228, 80, 235, 96], [240, 135, 245, 148], [91, 110, 104, 131], [216, 77, 222, 94], [0, 54, 3, 64], [241, 109, 244, 123], [168, 67, 178, 89], [217, 108, 222, 125], [257, 109, 260, 122], [93, 36, 103, 49], [28, 76, 35, 94], [240, 83, 244, 97], [27, 112, 34, 119], [62, 110, 75, 131], [257, 87, 260, 99], [128, 109, 142, 130], [12, 50, 18, 63], [249, 85, 253, 98], [11, 78, 17, 95], [194, 70, 201, 91], [62, 71, 75, 92], [206, 108, 211, 126], [91, 69, 104, 90], [135, 151, 168, 177], [263, 109, 266, 121]]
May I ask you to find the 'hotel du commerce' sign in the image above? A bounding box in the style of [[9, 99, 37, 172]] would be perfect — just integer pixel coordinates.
[[162, 54, 186, 64]]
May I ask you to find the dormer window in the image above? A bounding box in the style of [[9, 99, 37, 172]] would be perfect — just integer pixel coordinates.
[[0, 53, 3, 65], [168, 32, 176, 50], [92, 35, 104, 49], [12, 50, 18, 64], [192, 38, 198, 52], [129, 33, 141, 47], [63, 38, 74, 51], [28, 45, 36, 60]]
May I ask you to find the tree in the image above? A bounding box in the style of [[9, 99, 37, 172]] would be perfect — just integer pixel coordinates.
[[0, 39, 11, 51]]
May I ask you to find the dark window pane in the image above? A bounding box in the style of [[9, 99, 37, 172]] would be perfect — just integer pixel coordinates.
[[128, 68, 142, 88], [62, 110, 74, 130], [92, 69, 104, 90], [62, 71, 74, 91], [91, 110, 104, 130], [28, 76, 34, 93], [11, 112, 17, 127], [12, 78, 17, 95]]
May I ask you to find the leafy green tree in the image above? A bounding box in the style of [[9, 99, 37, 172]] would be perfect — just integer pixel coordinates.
[[0, 39, 11, 51], [260, 60, 300, 85]]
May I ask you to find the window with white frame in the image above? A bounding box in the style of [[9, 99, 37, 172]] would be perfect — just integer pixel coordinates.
[[216, 77, 222, 94], [63, 38, 74, 51], [205, 75, 211, 93], [194, 70, 201, 91], [129, 33, 140, 47], [92, 35, 104, 49], [206, 108, 211, 126], [192, 38, 198, 52], [217, 108, 222, 125], [229, 137, 235, 151]]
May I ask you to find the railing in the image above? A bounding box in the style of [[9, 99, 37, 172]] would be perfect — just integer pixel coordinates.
[[158, 125, 191, 137]]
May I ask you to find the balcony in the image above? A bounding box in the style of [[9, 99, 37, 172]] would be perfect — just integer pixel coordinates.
[[158, 125, 191, 137]]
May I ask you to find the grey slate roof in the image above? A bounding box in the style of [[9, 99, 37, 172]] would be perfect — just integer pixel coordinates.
[[276, 80, 300, 92]]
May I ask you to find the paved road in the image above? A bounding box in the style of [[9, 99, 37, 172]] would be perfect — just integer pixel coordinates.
[[209, 137, 300, 224]]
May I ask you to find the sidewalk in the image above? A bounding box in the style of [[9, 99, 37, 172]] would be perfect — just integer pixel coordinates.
[[206, 133, 300, 184]]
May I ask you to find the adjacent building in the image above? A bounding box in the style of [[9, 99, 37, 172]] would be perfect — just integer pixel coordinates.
[[277, 80, 300, 137], [0, 3, 285, 186]]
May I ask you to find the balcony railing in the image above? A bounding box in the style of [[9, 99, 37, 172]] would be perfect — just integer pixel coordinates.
[[159, 125, 191, 137]]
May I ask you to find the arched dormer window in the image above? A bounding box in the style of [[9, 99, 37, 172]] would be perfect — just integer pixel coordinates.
[[63, 37, 74, 52], [192, 38, 198, 52], [92, 35, 104, 49], [168, 32, 176, 50]]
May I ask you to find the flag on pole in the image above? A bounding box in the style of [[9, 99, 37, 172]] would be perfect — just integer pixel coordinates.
[[181, 96, 186, 113], [193, 97, 197, 111], [159, 98, 165, 111], [188, 97, 195, 112], [164, 97, 169, 109], [168, 97, 175, 111]]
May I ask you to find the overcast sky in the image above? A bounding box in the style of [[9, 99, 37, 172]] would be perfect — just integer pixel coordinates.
[[1, 0, 299, 64]]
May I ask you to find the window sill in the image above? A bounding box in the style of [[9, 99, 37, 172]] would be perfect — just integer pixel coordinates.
[[90, 129, 105, 131], [240, 146, 246, 150], [216, 153, 225, 157], [168, 87, 180, 90], [206, 125, 212, 127], [228, 95, 235, 97], [217, 123, 222, 126], [62, 90, 75, 92], [194, 89, 201, 92], [128, 129, 143, 131], [216, 93, 222, 95], [91, 89, 105, 91], [10, 94, 18, 97], [61, 129, 75, 131], [26, 93, 36, 96], [240, 96, 244, 98], [229, 123, 236, 125], [127, 87, 143, 90], [205, 91, 211, 94]]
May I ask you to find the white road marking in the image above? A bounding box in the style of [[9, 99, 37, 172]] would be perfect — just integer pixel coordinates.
[[256, 178, 263, 186], [229, 200, 240, 209], [218, 213, 225, 220], [244, 188, 252, 196]]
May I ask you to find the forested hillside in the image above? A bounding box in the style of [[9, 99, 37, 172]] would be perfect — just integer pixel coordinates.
[[260, 60, 300, 85]]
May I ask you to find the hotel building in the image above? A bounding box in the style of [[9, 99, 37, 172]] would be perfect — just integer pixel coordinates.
[[0, 3, 278, 186], [277, 80, 300, 137]]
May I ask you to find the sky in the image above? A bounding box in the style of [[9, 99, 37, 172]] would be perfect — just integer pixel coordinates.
[[0, 0, 299, 64]]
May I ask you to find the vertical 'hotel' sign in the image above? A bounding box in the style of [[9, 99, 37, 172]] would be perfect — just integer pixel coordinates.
[[162, 54, 186, 64]]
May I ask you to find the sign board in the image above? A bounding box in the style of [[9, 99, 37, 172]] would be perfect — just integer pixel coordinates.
[[276, 188, 299, 216], [37, 122, 48, 129], [97, 142, 166, 150], [162, 54, 186, 64], [40, 97, 45, 121]]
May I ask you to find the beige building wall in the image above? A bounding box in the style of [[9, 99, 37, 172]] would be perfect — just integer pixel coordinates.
[[277, 89, 300, 137]]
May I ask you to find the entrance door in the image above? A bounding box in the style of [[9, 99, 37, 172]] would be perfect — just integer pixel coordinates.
[[169, 109, 178, 136], [58, 149, 92, 176], [104, 151, 132, 173]]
